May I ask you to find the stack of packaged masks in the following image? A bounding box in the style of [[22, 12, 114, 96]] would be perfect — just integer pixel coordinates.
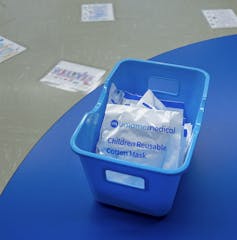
[[96, 83, 192, 170]]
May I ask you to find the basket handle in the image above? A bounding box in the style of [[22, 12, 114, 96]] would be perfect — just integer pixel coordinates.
[[104, 169, 146, 190]]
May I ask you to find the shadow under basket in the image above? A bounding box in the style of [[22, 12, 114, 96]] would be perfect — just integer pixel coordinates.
[[70, 59, 209, 217]]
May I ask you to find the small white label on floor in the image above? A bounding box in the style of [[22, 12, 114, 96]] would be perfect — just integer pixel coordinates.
[[40, 61, 106, 92], [0, 36, 26, 63], [202, 9, 237, 29], [81, 3, 114, 22]]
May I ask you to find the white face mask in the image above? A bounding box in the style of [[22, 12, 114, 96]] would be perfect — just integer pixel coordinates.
[[96, 104, 185, 170]]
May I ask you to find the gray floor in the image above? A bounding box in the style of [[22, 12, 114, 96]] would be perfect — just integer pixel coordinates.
[[1, 0, 237, 194]]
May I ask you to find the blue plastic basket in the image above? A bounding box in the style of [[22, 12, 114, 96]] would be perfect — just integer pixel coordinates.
[[70, 59, 209, 217]]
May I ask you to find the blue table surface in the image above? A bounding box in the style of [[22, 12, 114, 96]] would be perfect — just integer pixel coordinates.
[[1, 35, 237, 240]]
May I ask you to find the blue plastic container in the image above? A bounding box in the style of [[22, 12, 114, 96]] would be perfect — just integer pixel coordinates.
[[70, 59, 209, 217]]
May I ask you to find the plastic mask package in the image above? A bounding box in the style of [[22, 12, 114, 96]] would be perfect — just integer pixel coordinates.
[[108, 83, 192, 154], [96, 104, 185, 169], [137, 88, 192, 151]]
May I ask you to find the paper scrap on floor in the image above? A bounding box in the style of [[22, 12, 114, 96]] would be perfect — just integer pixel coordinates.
[[40, 61, 106, 92], [81, 3, 115, 22], [202, 9, 237, 29], [0, 36, 26, 64]]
